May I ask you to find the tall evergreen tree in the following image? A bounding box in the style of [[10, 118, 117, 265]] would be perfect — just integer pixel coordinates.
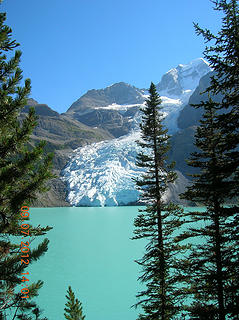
[[0, 10, 54, 320], [132, 82, 187, 320], [181, 95, 239, 320], [64, 286, 85, 320], [194, 0, 239, 187], [185, 1, 239, 317]]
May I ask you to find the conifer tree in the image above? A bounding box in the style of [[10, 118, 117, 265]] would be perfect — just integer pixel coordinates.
[[132, 82, 186, 320], [194, 0, 239, 107], [64, 286, 85, 320], [185, 1, 239, 317], [181, 95, 239, 320], [0, 10, 54, 320], [194, 0, 239, 188]]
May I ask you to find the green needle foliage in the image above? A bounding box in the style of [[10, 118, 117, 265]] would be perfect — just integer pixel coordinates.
[[132, 82, 187, 320], [0, 10, 54, 320], [182, 1, 239, 318], [194, 0, 239, 188], [64, 286, 85, 320], [181, 95, 239, 319]]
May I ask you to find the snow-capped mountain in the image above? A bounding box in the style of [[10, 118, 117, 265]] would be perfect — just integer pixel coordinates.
[[157, 58, 211, 99], [66, 82, 146, 116], [61, 58, 211, 207], [156, 58, 211, 133], [65, 58, 211, 137]]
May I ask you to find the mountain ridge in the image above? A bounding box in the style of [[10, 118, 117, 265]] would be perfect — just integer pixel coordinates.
[[24, 58, 213, 207], [61, 58, 211, 207]]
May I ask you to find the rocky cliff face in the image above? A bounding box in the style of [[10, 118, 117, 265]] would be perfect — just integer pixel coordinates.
[[65, 82, 146, 138], [67, 82, 145, 115], [177, 71, 223, 129], [24, 99, 113, 164], [172, 71, 228, 178]]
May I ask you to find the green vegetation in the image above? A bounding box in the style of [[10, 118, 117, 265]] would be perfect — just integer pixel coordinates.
[[179, 0, 239, 318], [134, 1, 239, 319], [194, 0, 239, 188], [0, 11, 54, 320], [194, 0, 239, 136], [132, 83, 186, 320], [64, 286, 85, 320], [181, 95, 239, 319]]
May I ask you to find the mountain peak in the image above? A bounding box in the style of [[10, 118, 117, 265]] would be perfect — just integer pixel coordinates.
[[23, 100, 59, 117], [176, 58, 209, 70], [157, 58, 212, 99], [26, 98, 39, 106], [66, 57, 211, 119], [106, 81, 132, 88], [67, 82, 145, 115]]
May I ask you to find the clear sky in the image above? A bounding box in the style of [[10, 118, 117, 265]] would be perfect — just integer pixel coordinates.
[[1, 0, 222, 113]]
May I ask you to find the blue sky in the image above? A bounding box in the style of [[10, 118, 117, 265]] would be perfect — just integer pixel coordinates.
[[1, 0, 222, 113]]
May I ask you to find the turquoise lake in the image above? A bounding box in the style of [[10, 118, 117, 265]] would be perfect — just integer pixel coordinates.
[[27, 206, 146, 320], [24, 206, 200, 320]]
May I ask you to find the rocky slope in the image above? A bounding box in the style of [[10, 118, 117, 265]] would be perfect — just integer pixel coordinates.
[[65, 83, 146, 137], [177, 71, 222, 129], [66, 82, 145, 115]]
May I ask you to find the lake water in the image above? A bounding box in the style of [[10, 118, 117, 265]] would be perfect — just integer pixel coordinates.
[[26, 206, 201, 320], [27, 206, 146, 320]]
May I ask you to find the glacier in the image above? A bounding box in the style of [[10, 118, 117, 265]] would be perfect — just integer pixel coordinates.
[[62, 130, 190, 207], [61, 58, 211, 206], [62, 131, 143, 206]]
